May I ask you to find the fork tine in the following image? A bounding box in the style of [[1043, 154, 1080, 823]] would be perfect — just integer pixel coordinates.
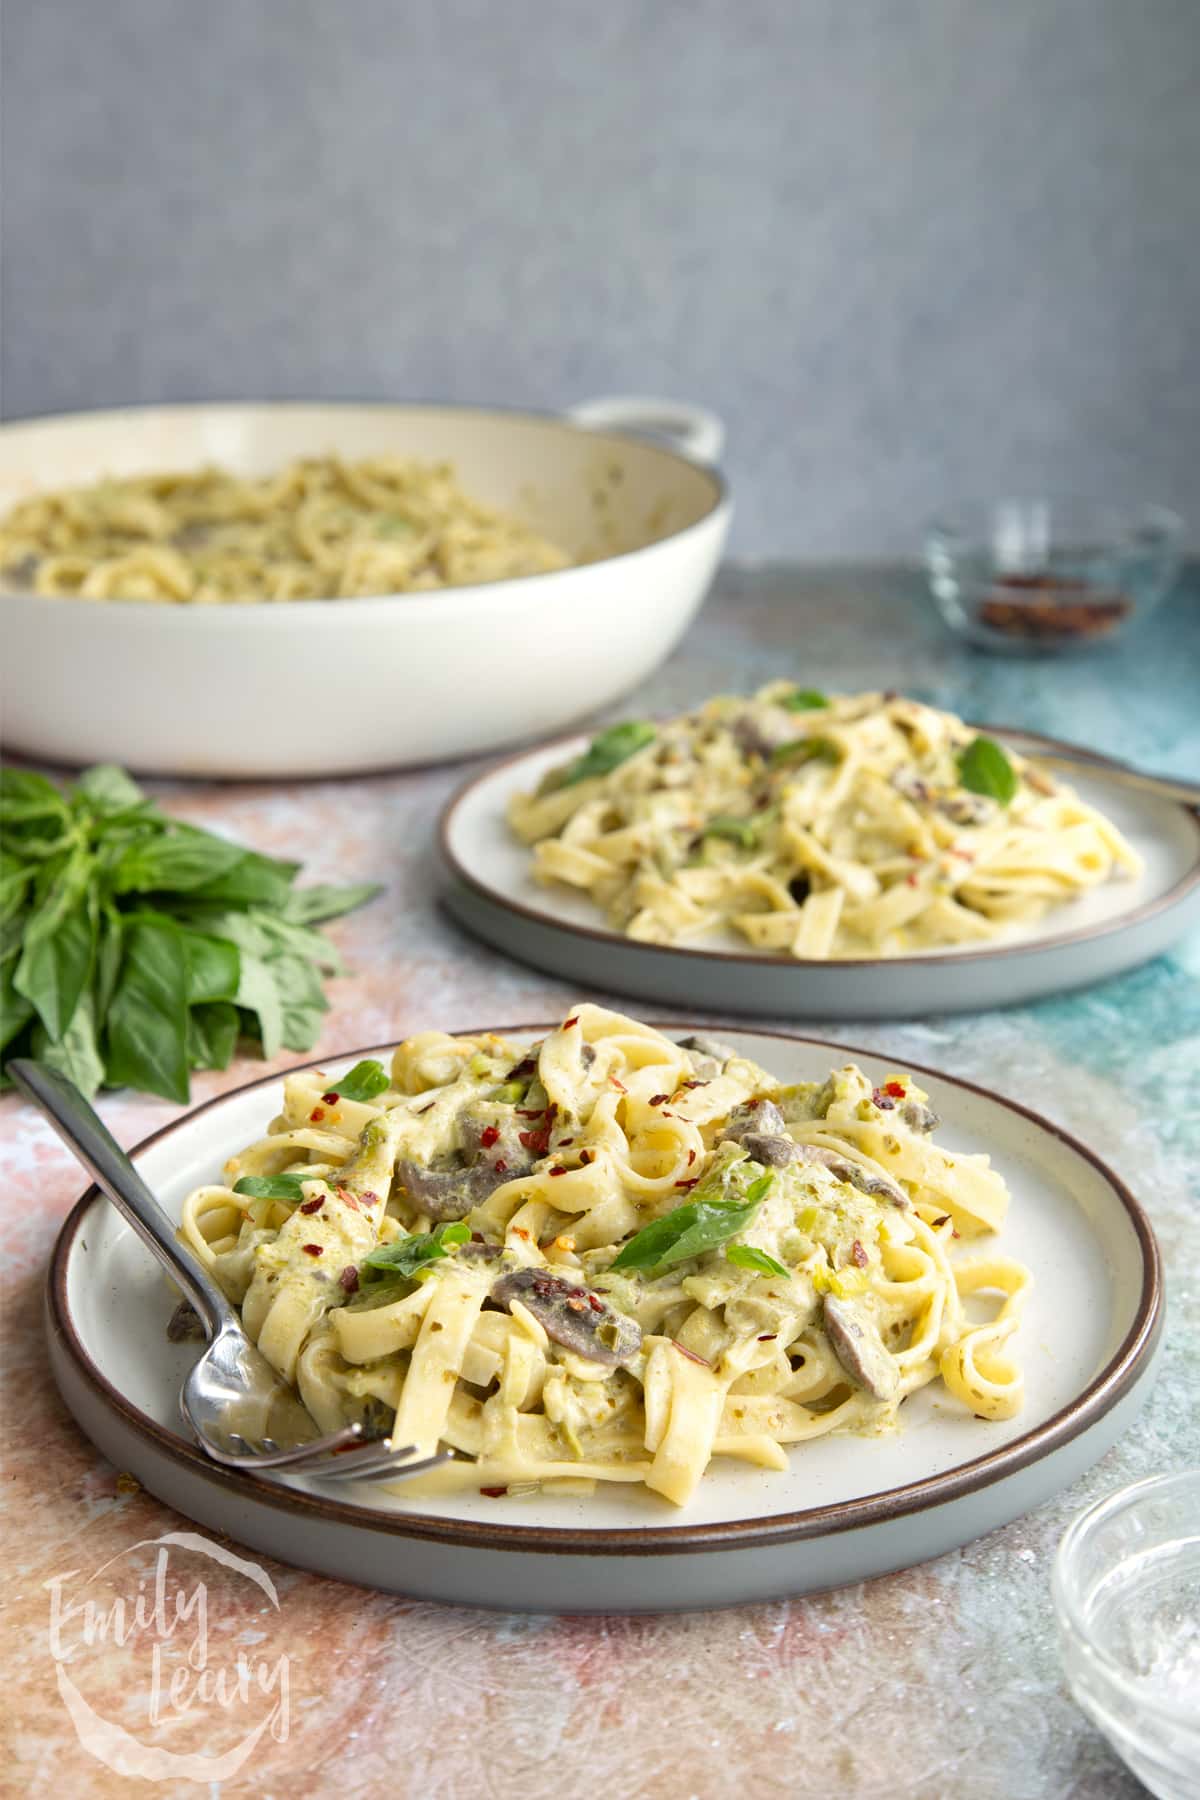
[[300, 1440, 429, 1479], [314, 1440, 455, 1483], [201, 1423, 363, 1469], [317, 1448, 456, 1484]]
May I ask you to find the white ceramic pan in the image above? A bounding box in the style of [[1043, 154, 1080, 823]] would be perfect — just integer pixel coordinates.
[[0, 398, 729, 777]]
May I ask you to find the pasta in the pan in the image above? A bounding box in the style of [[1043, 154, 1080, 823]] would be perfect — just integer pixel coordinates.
[[507, 688, 1142, 959], [0, 456, 568, 602], [179, 1005, 1031, 1506]]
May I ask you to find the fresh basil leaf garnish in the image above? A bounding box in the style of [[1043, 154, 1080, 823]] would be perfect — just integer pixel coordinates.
[[769, 737, 840, 769], [612, 1169, 775, 1275], [782, 688, 830, 713], [560, 721, 656, 787], [700, 816, 760, 850], [611, 1198, 763, 1274], [233, 1173, 312, 1202], [361, 1221, 470, 1282], [725, 1244, 790, 1277], [333, 1058, 390, 1104], [957, 735, 1017, 805]]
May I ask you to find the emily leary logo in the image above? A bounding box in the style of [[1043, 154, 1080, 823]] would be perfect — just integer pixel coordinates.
[[44, 1531, 296, 1781]]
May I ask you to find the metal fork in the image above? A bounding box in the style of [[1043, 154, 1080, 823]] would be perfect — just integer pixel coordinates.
[[14, 1060, 454, 1487]]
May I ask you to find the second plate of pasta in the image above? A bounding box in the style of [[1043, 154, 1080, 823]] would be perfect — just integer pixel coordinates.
[[440, 699, 1200, 1018]]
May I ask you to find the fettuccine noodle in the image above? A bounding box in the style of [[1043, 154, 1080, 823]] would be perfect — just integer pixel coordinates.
[[0, 456, 568, 601], [178, 1005, 1031, 1506], [507, 687, 1142, 959]]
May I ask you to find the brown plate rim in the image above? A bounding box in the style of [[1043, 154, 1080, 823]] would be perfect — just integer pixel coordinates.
[[47, 1023, 1163, 1558], [438, 724, 1200, 972]]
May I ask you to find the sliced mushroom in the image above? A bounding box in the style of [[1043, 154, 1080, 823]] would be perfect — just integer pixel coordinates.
[[793, 1144, 910, 1209], [166, 1298, 205, 1342], [938, 791, 996, 827], [733, 708, 797, 759], [676, 1033, 738, 1079], [823, 1295, 900, 1402], [456, 1241, 504, 1263], [397, 1109, 537, 1221], [722, 1098, 787, 1140], [393, 1159, 487, 1220], [718, 1100, 801, 1167], [460, 1113, 528, 1166], [492, 1268, 642, 1366], [737, 1132, 801, 1168], [901, 1100, 939, 1134]]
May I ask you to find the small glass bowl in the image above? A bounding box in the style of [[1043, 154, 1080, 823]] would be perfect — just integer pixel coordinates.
[[1053, 1471, 1200, 1800], [925, 498, 1184, 654]]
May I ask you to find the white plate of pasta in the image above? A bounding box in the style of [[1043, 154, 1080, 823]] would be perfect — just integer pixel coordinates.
[[439, 690, 1200, 1018], [48, 1008, 1160, 1612]]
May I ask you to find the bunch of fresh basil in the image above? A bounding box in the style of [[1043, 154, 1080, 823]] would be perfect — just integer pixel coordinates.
[[0, 764, 379, 1101]]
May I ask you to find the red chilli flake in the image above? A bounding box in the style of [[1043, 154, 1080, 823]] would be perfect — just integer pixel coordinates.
[[884, 1080, 906, 1098], [301, 1243, 323, 1257], [299, 1196, 325, 1215], [321, 1091, 340, 1105], [548, 1165, 568, 1178], [933, 1214, 951, 1229], [479, 1486, 508, 1498], [649, 1094, 669, 1107], [339, 1266, 359, 1295], [479, 1124, 501, 1149], [905, 872, 919, 887], [687, 1149, 696, 1165], [563, 1016, 579, 1028], [588, 1295, 604, 1313], [671, 1341, 712, 1368], [309, 1107, 325, 1122], [494, 1160, 508, 1174], [850, 1239, 868, 1269], [610, 1077, 627, 1093], [757, 1333, 776, 1342], [681, 1079, 708, 1090], [578, 1150, 594, 1166], [674, 1177, 700, 1192]]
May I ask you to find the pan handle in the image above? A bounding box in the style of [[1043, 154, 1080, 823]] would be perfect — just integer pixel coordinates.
[[565, 394, 725, 465]]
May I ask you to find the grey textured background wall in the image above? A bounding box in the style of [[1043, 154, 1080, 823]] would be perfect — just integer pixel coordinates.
[[3, 0, 1198, 555]]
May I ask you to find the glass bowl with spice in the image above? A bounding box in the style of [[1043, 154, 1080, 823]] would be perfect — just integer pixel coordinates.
[[925, 499, 1184, 654]]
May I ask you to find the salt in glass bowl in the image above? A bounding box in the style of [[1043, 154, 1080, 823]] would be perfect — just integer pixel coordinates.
[[925, 498, 1184, 654], [1053, 1470, 1200, 1799]]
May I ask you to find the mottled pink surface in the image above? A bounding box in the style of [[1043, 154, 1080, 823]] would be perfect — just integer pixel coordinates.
[[6, 567, 1193, 1797]]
